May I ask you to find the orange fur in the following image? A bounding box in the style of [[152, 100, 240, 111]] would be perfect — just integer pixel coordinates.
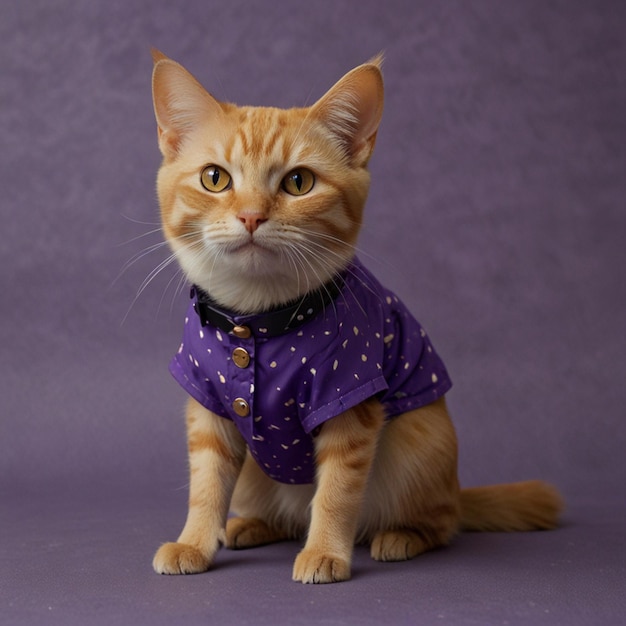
[[460, 481, 563, 531], [150, 52, 563, 583]]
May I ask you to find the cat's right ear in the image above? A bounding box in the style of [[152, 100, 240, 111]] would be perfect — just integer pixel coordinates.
[[151, 51, 223, 158]]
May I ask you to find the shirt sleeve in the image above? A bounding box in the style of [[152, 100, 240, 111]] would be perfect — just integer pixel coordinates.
[[378, 298, 452, 416]]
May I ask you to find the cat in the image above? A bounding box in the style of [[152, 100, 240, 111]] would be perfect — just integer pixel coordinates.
[[149, 50, 563, 584]]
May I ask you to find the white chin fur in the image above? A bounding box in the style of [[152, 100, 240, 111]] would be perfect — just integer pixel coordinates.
[[174, 243, 342, 314]]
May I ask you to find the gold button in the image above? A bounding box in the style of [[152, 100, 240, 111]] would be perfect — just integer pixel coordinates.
[[232, 325, 251, 339], [232, 347, 251, 369], [232, 398, 250, 417]]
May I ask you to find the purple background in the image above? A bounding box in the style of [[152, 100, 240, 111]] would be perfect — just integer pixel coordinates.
[[2, 1, 624, 624]]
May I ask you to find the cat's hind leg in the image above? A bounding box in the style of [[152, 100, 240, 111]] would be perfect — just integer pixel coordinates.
[[369, 516, 458, 561], [225, 517, 289, 549], [362, 398, 461, 563], [226, 452, 312, 549], [370, 529, 429, 561]]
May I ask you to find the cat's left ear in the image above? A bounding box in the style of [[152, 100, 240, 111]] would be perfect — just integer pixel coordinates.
[[312, 56, 384, 166]]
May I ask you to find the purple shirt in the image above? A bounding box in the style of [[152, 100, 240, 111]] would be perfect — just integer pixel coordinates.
[[170, 258, 452, 484]]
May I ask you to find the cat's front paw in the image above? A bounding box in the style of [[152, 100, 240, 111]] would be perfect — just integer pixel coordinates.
[[292, 549, 351, 584], [153, 542, 211, 575]]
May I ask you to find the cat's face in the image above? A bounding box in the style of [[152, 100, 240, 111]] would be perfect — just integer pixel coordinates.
[[152, 52, 383, 313]]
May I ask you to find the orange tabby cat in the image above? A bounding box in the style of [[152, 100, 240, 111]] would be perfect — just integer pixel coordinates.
[[150, 51, 562, 584]]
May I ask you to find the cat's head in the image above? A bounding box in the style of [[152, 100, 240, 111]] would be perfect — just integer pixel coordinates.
[[152, 51, 384, 314]]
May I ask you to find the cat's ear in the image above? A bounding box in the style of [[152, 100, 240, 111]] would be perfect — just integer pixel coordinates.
[[312, 56, 384, 165], [151, 51, 223, 158]]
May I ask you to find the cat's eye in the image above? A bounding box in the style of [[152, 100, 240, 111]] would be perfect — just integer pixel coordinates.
[[201, 165, 232, 193], [281, 168, 315, 196]]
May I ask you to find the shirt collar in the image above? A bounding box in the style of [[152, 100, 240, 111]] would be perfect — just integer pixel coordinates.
[[191, 273, 346, 338]]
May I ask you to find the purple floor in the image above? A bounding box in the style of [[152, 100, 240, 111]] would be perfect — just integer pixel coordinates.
[[2, 1, 624, 624], [3, 490, 624, 625]]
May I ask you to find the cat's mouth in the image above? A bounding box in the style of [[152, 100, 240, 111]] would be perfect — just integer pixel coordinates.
[[228, 239, 272, 255], [224, 238, 278, 269]]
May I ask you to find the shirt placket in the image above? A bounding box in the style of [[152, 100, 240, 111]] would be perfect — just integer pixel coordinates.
[[224, 329, 256, 443]]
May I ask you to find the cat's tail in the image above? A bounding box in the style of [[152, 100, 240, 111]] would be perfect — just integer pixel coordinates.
[[459, 480, 563, 531]]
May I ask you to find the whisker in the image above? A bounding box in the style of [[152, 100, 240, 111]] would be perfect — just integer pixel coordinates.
[[278, 246, 305, 298], [121, 251, 180, 324], [119, 229, 205, 323], [172, 270, 191, 312], [120, 214, 161, 227], [281, 243, 340, 326], [115, 226, 164, 247], [285, 230, 386, 318], [287, 218, 400, 278], [115, 240, 169, 274], [113, 228, 199, 291], [288, 239, 355, 319], [283, 238, 348, 322], [288, 224, 384, 268], [158, 264, 188, 318], [284, 225, 387, 309]]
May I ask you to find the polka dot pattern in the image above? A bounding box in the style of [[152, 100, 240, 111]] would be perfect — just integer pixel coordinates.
[[169, 257, 452, 484]]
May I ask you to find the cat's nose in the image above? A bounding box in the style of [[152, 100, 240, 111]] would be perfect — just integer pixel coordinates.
[[238, 212, 268, 234]]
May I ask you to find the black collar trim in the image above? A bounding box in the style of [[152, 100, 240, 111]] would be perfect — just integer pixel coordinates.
[[191, 277, 344, 338]]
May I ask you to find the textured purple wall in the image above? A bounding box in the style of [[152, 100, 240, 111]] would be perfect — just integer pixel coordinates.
[[1, 1, 623, 623], [2, 0, 622, 499]]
